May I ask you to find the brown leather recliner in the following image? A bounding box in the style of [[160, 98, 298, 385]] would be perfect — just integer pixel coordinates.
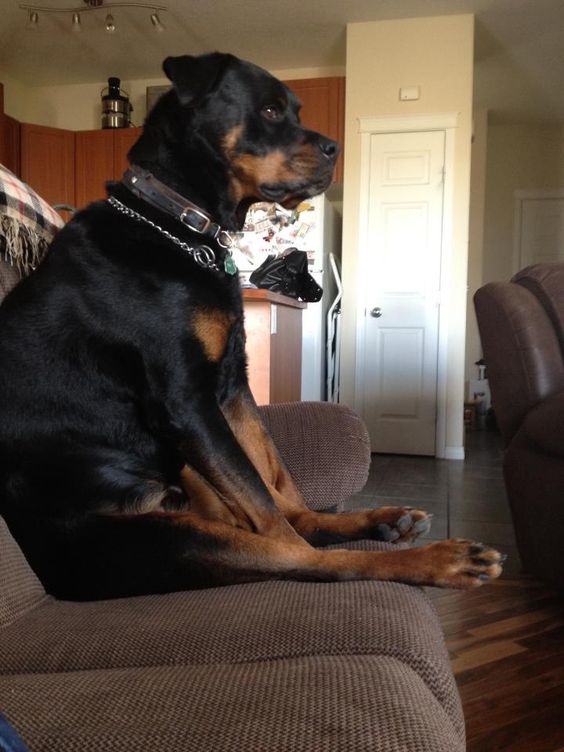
[[474, 263, 564, 591]]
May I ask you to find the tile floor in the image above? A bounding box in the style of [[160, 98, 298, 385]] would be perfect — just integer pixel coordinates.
[[344, 428, 522, 576]]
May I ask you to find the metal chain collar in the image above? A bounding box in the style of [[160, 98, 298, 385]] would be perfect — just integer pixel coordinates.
[[107, 195, 227, 273]]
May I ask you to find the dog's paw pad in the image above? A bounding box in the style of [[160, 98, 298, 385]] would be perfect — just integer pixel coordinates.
[[375, 523, 401, 542], [370, 507, 432, 543], [421, 539, 505, 589]]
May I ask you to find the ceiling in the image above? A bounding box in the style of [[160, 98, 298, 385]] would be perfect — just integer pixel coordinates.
[[1, 0, 564, 124]]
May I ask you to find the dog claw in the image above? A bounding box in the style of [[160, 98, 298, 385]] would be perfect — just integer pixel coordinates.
[[397, 514, 413, 533], [413, 516, 433, 534]]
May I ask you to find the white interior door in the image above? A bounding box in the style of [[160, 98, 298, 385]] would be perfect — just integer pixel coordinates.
[[358, 130, 445, 455]]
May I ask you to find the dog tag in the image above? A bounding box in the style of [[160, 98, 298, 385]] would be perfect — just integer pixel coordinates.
[[224, 253, 238, 275]]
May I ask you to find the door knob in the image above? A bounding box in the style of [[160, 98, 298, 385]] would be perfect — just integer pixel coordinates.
[[370, 307, 383, 318]]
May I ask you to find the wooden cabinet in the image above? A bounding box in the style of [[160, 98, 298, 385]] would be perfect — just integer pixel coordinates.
[[75, 130, 114, 207], [283, 77, 345, 183], [0, 114, 20, 176], [113, 128, 142, 178], [20, 123, 75, 215], [75, 127, 142, 208], [243, 289, 305, 405], [0, 83, 20, 175]]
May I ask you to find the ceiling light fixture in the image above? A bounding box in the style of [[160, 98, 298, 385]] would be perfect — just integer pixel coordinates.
[[105, 12, 115, 32], [26, 10, 39, 28], [20, 1, 168, 33], [150, 11, 164, 32]]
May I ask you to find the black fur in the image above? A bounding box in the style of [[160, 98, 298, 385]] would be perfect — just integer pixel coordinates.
[[0, 53, 339, 600]]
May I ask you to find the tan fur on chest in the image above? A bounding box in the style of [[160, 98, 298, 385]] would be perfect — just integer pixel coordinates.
[[192, 309, 235, 362]]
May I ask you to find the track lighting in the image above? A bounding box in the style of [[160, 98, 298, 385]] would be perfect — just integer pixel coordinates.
[[20, 2, 168, 33], [105, 12, 115, 32], [26, 10, 39, 28], [150, 12, 164, 32]]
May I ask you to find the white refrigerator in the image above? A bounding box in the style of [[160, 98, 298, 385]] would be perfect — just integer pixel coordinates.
[[231, 196, 341, 401]]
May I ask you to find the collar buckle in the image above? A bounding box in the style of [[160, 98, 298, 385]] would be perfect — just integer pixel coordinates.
[[180, 207, 212, 235]]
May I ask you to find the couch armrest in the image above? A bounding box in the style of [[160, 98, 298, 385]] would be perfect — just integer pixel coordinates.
[[258, 401, 371, 511], [0, 517, 47, 628], [523, 390, 564, 458]]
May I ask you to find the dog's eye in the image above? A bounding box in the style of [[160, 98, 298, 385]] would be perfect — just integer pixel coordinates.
[[262, 105, 282, 121]]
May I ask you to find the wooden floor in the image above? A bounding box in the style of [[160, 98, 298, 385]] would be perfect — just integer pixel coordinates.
[[429, 576, 564, 751], [346, 429, 564, 751]]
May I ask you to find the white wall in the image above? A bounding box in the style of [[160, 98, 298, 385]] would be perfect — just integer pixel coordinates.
[[340, 15, 474, 459], [482, 122, 564, 284]]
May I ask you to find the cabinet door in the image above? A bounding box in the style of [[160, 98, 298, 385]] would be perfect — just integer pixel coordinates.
[[113, 127, 142, 179], [0, 114, 21, 176], [20, 123, 75, 213], [283, 77, 345, 183], [75, 129, 114, 208]]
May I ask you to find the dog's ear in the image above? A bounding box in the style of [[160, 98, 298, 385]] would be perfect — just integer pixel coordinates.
[[163, 53, 232, 106]]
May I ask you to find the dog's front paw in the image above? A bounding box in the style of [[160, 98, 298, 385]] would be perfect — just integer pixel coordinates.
[[417, 538, 505, 589], [369, 506, 433, 543]]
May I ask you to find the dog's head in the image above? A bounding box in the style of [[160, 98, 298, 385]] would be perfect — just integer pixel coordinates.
[[132, 53, 339, 228]]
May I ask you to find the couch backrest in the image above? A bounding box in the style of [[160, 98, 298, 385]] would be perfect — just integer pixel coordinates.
[[0, 516, 46, 627], [474, 279, 564, 444], [513, 263, 564, 356]]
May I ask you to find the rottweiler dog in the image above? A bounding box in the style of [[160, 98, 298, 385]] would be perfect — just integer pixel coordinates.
[[0, 53, 503, 599]]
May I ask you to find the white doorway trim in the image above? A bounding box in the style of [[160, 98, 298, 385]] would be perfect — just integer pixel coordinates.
[[354, 112, 459, 459], [513, 189, 564, 273]]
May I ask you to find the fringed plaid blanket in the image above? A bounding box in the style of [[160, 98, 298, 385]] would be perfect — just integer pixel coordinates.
[[0, 164, 64, 276]]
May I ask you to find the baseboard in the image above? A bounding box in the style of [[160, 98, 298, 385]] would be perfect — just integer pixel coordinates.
[[441, 446, 465, 461]]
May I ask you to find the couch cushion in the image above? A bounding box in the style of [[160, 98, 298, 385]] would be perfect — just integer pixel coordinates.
[[0, 540, 460, 727], [0, 517, 46, 628], [0, 655, 464, 752]]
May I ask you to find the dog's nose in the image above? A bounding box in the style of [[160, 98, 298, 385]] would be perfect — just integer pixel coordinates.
[[318, 137, 340, 161]]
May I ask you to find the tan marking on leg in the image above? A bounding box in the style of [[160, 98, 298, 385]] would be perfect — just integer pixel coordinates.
[[285, 506, 433, 545], [221, 394, 307, 512], [179, 465, 252, 530], [142, 513, 504, 589], [221, 394, 436, 546]]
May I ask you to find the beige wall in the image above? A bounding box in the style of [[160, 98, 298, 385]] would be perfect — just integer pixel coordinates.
[[482, 122, 564, 284], [1, 65, 345, 130], [1, 72, 29, 121], [341, 15, 474, 458]]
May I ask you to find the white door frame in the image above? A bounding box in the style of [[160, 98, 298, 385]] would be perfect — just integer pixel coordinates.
[[354, 113, 458, 459], [513, 189, 564, 273]]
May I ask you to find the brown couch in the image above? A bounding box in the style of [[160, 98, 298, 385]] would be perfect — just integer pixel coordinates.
[[474, 262, 564, 591], [0, 253, 464, 750]]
